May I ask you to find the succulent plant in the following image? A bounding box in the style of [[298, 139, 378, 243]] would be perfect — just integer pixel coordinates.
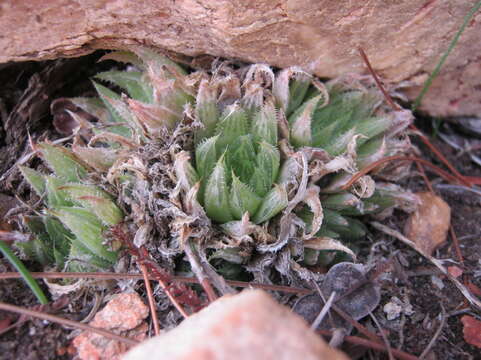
[[17, 49, 417, 274]]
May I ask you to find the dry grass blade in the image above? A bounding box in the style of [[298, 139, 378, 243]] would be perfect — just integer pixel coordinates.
[[341, 155, 463, 191], [419, 304, 446, 359], [0, 301, 139, 346], [140, 264, 160, 336], [0, 272, 313, 295], [371, 221, 481, 310], [317, 330, 418, 360]]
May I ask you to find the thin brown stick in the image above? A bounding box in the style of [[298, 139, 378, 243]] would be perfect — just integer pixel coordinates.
[[340, 155, 463, 191], [358, 48, 401, 111], [184, 238, 218, 302], [369, 312, 394, 360], [0, 272, 312, 295], [318, 330, 419, 360], [419, 304, 446, 359], [414, 161, 434, 193], [449, 226, 465, 267], [0, 301, 139, 346], [140, 264, 160, 336], [329, 301, 382, 344], [410, 124, 472, 187]]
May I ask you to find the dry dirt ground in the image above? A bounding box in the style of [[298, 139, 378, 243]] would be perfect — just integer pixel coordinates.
[[0, 53, 480, 360]]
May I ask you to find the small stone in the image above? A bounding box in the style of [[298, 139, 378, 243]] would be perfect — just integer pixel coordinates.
[[404, 192, 451, 256], [73, 292, 149, 360], [383, 296, 414, 321], [123, 290, 348, 360]]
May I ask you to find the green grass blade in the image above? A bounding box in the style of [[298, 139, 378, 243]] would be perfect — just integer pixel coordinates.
[[413, 1, 481, 111], [0, 240, 48, 305]]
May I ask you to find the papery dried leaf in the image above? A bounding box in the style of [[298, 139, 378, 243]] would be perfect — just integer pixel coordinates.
[[98, 51, 145, 69], [127, 98, 178, 131], [174, 151, 200, 192], [303, 238, 356, 260], [302, 185, 323, 238], [273, 67, 311, 116]]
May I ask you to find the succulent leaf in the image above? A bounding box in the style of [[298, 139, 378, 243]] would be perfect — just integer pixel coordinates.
[[195, 135, 218, 181], [38, 143, 87, 182], [60, 183, 123, 226], [204, 157, 234, 223], [51, 207, 117, 263], [19, 166, 46, 196], [230, 174, 262, 219], [252, 185, 288, 224], [95, 71, 153, 103], [251, 103, 278, 146]]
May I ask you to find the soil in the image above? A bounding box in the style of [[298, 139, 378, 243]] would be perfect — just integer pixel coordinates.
[[0, 53, 480, 360]]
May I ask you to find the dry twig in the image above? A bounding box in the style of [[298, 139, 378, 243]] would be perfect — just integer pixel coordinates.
[[0, 301, 139, 346]]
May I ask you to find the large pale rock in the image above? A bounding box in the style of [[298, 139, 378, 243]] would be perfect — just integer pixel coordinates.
[[123, 290, 348, 360], [1, 1, 481, 117]]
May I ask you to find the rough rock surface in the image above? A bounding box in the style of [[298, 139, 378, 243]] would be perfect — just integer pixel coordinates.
[[404, 192, 451, 256], [123, 289, 348, 360], [1, 1, 481, 117], [73, 292, 149, 360]]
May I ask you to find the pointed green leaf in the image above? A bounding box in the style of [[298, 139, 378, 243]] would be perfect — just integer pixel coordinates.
[[195, 79, 220, 142], [215, 105, 249, 152], [71, 145, 118, 172], [38, 143, 87, 182], [251, 103, 278, 146], [95, 71, 153, 103], [252, 185, 288, 224], [289, 95, 323, 147], [68, 241, 113, 271], [92, 82, 138, 136], [204, 157, 233, 223], [225, 135, 257, 184], [229, 174, 262, 219], [19, 166, 46, 196], [61, 183, 124, 226], [248, 142, 280, 196], [52, 207, 117, 263], [44, 216, 72, 268], [45, 176, 72, 207], [195, 135, 218, 180], [287, 76, 311, 116], [322, 192, 360, 211]]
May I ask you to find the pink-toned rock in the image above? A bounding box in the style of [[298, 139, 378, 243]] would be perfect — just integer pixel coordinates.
[[73, 292, 149, 360], [123, 290, 348, 360], [1, 1, 481, 118], [404, 192, 451, 256]]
